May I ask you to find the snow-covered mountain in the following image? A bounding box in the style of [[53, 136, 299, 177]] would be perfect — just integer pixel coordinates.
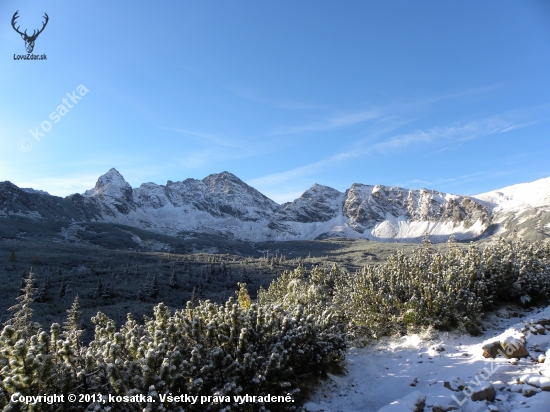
[[269, 182, 491, 242], [1, 169, 549, 243], [474, 176, 550, 213], [79, 169, 280, 240], [472, 176, 550, 240]]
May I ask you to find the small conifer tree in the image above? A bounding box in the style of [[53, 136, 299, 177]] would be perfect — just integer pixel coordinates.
[[8, 250, 16, 269], [137, 284, 146, 301], [169, 269, 179, 289], [63, 295, 84, 348], [190, 286, 199, 307], [236, 282, 251, 310], [150, 274, 159, 298], [422, 232, 432, 246], [34, 275, 51, 302], [17, 271, 27, 295], [59, 276, 67, 298], [4, 269, 39, 336], [94, 278, 103, 299]]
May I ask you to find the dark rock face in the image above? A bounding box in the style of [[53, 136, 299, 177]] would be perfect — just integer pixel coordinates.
[[342, 184, 490, 233], [197, 171, 279, 220], [159, 172, 279, 221], [0, 181, 102, 221], [272, 184, 342, 223], [446, 198, 491, 228]]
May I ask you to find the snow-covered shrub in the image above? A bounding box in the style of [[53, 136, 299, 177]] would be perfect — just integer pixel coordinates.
[[79, 300, 344, 411], [258, 264, 340, 317], [334, 239, 550, 339], [0, 267, 345, 411]]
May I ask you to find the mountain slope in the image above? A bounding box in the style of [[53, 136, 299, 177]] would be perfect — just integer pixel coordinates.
[[266, 183, 491, 242], [473, 176, 550, 240], [342, 184, 490, 242], [0, 181, 101, 221], [76, 169, 494, 242], [1, 169, 549, 243], [81, 169, 280, 240], [474, 176, 550, 212]]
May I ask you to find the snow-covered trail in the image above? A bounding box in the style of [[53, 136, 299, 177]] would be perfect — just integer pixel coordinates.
[[305, 306, 550, 412]]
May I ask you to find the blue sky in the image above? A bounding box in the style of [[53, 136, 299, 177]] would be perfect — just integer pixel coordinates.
[[1, 1, 549, 203]]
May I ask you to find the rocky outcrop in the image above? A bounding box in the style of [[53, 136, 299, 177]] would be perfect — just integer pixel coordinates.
[[0, 181, 101, 221], [273, 184, 341, 223], [342, 184, 490, 232], [84, 168, 135, 215], [482, 336, 529, 359], [470, 383, 496, 402], [443, 377, 466, 391]]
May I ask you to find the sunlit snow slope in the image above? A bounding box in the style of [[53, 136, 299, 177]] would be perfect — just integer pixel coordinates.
[[473, 176, 550, 240]]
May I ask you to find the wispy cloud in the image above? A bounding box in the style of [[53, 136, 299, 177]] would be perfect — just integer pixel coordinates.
[[272, 108, 384, 135], [497, 120, 544, 134], [248, 158, 334, 189], [174, 139, 277, 169], [157, 126, 244, 148], [176, 149, 221, 169], [401, 169, 526, 196], [270, 85, 503, 137], [227, 86, 327, 110], [373, 113, 529, 151], [156, 126, 280, 168], [396, 171, 488, 190], [408, 84, 503, 108], [250, 112, 532, 194]]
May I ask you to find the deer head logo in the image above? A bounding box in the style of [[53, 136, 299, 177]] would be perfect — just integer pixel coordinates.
[[11, 11, 49, 54]]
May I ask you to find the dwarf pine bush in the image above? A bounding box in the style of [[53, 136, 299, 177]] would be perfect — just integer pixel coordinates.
[[258, 264, 340, 316], [334, 238, 550, 338], [1, 296, 344, 411]]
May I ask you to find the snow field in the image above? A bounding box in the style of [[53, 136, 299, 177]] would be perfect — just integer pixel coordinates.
[[306, 305, 550, 412]]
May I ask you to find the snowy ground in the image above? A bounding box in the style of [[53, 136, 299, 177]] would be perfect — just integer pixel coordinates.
[[305, 306, 550, 412]]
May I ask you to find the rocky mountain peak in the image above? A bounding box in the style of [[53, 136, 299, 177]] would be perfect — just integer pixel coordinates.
[[200, 171, 279, 210], [303, 184, 342, 198], [21, 188, 50, 195], [274, 184, 343, 223], [0, 181, 29, 207], [202, 171, 247, 194], [84, 168, 134, 214], [85, 168, 131, 195]]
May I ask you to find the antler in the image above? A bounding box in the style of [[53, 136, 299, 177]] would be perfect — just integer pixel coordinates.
[[31, 13, 49, 39], [11, 11, 27, 37]]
